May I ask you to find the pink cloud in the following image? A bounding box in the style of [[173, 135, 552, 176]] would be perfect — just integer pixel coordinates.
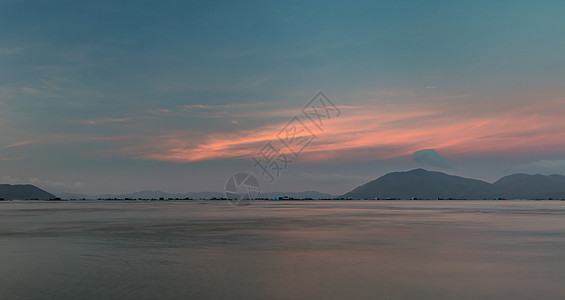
[[178, 104, 215, 111], [126, 92, 565, 164], [149, 108, 171, 114]]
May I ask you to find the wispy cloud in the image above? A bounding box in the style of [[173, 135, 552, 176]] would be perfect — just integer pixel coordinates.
[[116, 91, 565, 164], [79, 117, 133, 125], [5, 89, 565, 169], [0, 156, 27, 161], [148, 108, 171, 114], [40, 79, 56, 89], [178, 104, 216, 111], [2, 140, 37, 148]]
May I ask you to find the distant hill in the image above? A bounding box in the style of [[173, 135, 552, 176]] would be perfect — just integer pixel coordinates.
[[53, 170, 565, 201], [0, 184, 56, 200], [342, 169, 494, 199], [342, 169, 565, 200], [260, 191, 335, 199], [57, 191, 224, 200], [493, 173, 565, 199]]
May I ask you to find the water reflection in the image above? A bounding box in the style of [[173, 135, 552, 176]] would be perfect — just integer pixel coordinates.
[[1, 201, 565, 299]]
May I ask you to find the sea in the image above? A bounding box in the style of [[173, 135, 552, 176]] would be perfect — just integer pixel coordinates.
[[1, 200, 565, 300]]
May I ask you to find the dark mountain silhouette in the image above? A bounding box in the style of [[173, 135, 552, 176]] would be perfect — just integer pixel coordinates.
[[493, 173, 565, 199], [0, 184, 56, 200], [342, 169, 494, 199], [342, 169, 565, 200], [40, 170, 565, 201]]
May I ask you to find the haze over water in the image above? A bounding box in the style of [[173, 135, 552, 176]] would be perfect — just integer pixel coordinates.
[[1, 200, 565, 299]]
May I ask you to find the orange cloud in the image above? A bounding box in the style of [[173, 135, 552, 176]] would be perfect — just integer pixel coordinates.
[[128, 93, 565, 164]]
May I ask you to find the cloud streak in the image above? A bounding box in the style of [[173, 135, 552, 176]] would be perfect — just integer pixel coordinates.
[[79, 117, 133, 125], [5, 88, 565, 172], [103, 91, 565, 164]]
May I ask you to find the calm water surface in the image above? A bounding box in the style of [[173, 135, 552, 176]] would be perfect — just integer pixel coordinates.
[[1, 200, 565, 299]]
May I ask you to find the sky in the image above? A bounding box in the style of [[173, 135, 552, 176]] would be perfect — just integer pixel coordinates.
[[1, 0, 565, 195]]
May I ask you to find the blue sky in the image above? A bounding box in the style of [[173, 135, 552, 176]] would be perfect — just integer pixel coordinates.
[[2, 0, 565, 195]]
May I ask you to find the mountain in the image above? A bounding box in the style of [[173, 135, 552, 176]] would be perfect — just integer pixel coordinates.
[[56, 190, 336, 200], [493, 173, 565, 199], [52, 170, 565, 201], [342, 169, 494, 199], [0, 184, 57, 200]]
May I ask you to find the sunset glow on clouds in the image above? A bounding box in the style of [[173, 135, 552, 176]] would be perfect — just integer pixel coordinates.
[[3, 0, 565, 194], [94, 90, 565, 166], [6, 89, 561, 169], [3, 85, 565, 194]]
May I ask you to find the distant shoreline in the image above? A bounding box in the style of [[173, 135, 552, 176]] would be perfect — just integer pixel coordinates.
[[2, 198, 564, 202]]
